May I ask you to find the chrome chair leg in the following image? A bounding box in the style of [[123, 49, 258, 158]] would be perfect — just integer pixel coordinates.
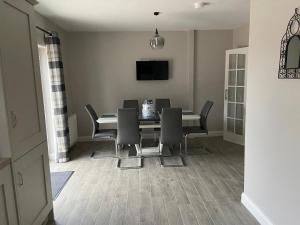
[[140, 135, 143, 149], [179, 143, 182, 155], [158, 141, 160, 153], [159, 142, 163, 155], [135, 144, 142, 156], [159, 143, 164, 166], [115, 141, 118, 157], [184, 135, 188, 155]]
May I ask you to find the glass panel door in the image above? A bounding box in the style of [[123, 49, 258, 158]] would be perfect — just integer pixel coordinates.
[[224, 48, 248, 145]]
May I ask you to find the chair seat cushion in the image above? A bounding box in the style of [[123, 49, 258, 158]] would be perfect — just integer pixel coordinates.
[[183, 126, 207, 135], [94, 129, 117, 139]]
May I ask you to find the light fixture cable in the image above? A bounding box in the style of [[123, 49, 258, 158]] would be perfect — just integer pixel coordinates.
[[149, 11, 165, 49]]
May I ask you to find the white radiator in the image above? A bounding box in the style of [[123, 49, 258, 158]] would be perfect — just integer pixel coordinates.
[[68, 114, 78, 147]]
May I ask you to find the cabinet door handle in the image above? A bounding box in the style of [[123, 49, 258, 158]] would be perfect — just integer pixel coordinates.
[[18, 172, 23, 186], [10, 110, 17, 128]]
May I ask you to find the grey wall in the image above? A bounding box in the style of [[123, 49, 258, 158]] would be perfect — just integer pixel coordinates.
[[243, 1, 300, 224], [66, 31, 192, 136], [65, 30, 234, 137], [194, 30, 233, 131]]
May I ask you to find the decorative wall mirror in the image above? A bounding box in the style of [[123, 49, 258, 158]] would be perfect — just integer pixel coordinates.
[[278, 8, 300, 79]]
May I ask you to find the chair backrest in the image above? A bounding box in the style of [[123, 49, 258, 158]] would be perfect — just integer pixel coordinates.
[[199, 101, 214, 131], [160, 108, 182, 145], [123, 100, 139, 114], [123, 100, 139, 109], [155, 98, 171, 113], [84, 104, 99, 138], [117, 108, 140, 145]]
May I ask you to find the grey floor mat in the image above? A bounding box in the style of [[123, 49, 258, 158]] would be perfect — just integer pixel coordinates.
[[50, 171, 74, 200]]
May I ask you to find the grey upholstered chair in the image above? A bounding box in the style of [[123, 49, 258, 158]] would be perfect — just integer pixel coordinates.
[[123, 100, 139, 117], [155, 98, 171, 113], [154, 98, 171, 141], [85, 104, 117, 156], [159, 108, 183, 155], [116, 108, 142, 156], [183, 100, 214, 153]]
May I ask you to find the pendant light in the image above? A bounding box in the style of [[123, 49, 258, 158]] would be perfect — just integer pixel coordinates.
[[150, 12, 165, 49]]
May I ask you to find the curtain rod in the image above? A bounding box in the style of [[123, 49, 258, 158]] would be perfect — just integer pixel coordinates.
[[36, 26, 53, 36]]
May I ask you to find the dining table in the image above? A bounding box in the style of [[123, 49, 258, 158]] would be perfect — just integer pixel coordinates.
[[96, 110, 200, 156], [96, 110, 200, 128]]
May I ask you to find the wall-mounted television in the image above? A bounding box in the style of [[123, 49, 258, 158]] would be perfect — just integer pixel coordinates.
[[136, 60, 169, 80]]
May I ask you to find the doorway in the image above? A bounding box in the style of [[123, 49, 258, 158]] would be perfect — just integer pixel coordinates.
[[38, 45, 57, 161]]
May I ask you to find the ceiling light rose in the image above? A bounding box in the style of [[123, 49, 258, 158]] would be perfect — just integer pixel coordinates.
[[150, 12, 165, 49], [194, 1, 210, 9]]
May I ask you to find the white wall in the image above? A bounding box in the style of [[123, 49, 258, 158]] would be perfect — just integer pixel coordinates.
[[233, 25, 249, 48], [243, 1, 300, 225]]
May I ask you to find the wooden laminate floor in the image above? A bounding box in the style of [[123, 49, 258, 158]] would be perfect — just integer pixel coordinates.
[[48, 137, 258, 225]]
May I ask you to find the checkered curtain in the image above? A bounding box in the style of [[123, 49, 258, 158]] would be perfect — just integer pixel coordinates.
[[45, 32, 70, 163]]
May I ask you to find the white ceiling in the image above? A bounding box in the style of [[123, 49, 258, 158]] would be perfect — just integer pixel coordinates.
[[35, 0, 250, 32]]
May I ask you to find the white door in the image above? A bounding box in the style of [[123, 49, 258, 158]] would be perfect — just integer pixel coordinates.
[[0, 0, 46, 160], [224, 48, 248, 145]]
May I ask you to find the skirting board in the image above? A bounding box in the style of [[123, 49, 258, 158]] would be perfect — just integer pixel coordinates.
[[78, 131, 223, 142], [241, 193, 273, 225]]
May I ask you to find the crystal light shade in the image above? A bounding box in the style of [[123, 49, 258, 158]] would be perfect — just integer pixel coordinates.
[[150, 29, 165, 49]]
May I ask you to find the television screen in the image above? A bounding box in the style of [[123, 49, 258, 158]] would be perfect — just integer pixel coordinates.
[[136, 61, 169, 80]]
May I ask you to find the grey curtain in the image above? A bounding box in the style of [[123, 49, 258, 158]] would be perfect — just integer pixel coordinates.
[[45, 32, 70, 163]]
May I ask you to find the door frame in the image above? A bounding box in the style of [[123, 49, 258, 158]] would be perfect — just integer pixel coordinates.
[[223, 47, 248, 145], [38, 45, 58, 161]]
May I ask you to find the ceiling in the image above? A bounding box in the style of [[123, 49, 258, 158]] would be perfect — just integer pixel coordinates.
[[35, 0, 250, 32]]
